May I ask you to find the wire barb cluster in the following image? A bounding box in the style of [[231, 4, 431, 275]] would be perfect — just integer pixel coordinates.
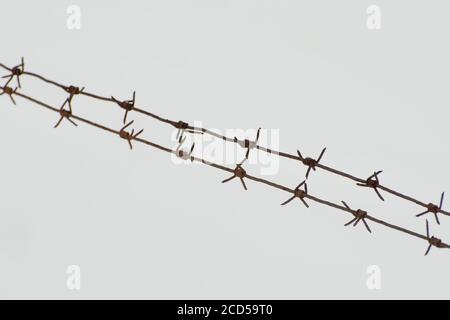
[[112, 91, 136, 124], [119, 120, 144, 150], [222, 156, 249, 191], [281, 180, 309, 208], [297, 147, 326, 179], [417, 192, 445, 225], [0, 85, 18, 105], [2, 57, 24, 88], [357, 171, 384, 201], [425, 220, 445, 256], [341, 201, 371, 233], [1, 57, 449, 256]]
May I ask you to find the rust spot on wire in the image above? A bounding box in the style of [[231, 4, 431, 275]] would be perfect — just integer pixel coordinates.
[[0, 85, 17, 105], [341, 201, 371, 233], [112, 91, 136, 124], [54, 104, 77, 128], [281, 180, 309, 208], [2, 57, 24, 88], [357, 171, 384, 201], [297, 147, 326, 179], [62, 85, 84, 110], [222, 156, 249, 191], [424, 220, 445, 256], [417, 192, 445, 225], [119, 120, 144, 150]]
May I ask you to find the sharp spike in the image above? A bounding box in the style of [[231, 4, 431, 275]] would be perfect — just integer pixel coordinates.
[[222, 175, 236, 184], [281, 196, 296, 206], [345, 217, 357, 227], [134, 129, 144, 139], [374, 188, 385, 201], [425, 244, 432, 256], [353, 217, 361, 227], [9, 94, 16, 105], [240, 178, 248, 191], [67, 118, 78, 127], [367, 172, 377, 180], [362, 219, 372, 233], [300, 198, 309, 208], [54, 117, 64, 128], [122, 120, 134, 131], [341, 201, 351, 210], [317, 147, 326, 163], [356, 183, 367, 187], [416, 210, 429, 217], [374, 172, 380, 183], [305, 166, 312, 179], [123, 110, 128, 124], [434, 213, 440, 225], [296, 180, 305, 190]]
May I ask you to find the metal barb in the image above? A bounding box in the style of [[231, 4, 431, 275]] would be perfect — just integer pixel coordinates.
[[341, 201, 371, 233], [416, 192, 445, 225], [281, 180, 309, 208], [297, 147, 326, 179], [357, 171, 384, 201], [112, 91, 136, 124], [175, 134, 196, 162], [174, 120, 203, 140], [0, 85, 18, 105], [119, 120, 144, 150], [54, 104, 78, 128], [1, 57, 24, 88], [62, 85, 85, 111], [222, 156, 248, 191], [425, 220, 443, 256]]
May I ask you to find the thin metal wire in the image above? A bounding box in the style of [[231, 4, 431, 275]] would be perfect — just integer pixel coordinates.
[[2, 87, 449, 255], [1, 61, 447, 220], [1, 61, 449, 255]]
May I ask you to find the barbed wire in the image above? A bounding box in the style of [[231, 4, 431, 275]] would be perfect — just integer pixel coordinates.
[[1, 59, 447, 225], [1, 58, 449, 255]]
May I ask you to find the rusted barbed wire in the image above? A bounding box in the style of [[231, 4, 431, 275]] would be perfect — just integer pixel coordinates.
[[1, 60, 447, 224], [1, 81, 450, 255]]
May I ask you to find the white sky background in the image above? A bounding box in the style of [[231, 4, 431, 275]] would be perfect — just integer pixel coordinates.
[[1, 0, 450, 299]]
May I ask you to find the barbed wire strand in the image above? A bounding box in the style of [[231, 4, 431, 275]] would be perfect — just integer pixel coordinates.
[[2, 85, 449, 255], [1, 60, 447, 223]]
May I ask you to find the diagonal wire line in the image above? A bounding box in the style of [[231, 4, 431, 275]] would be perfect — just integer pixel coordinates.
[[3, 87, 450, 254], [1, 60, 447, 220]]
